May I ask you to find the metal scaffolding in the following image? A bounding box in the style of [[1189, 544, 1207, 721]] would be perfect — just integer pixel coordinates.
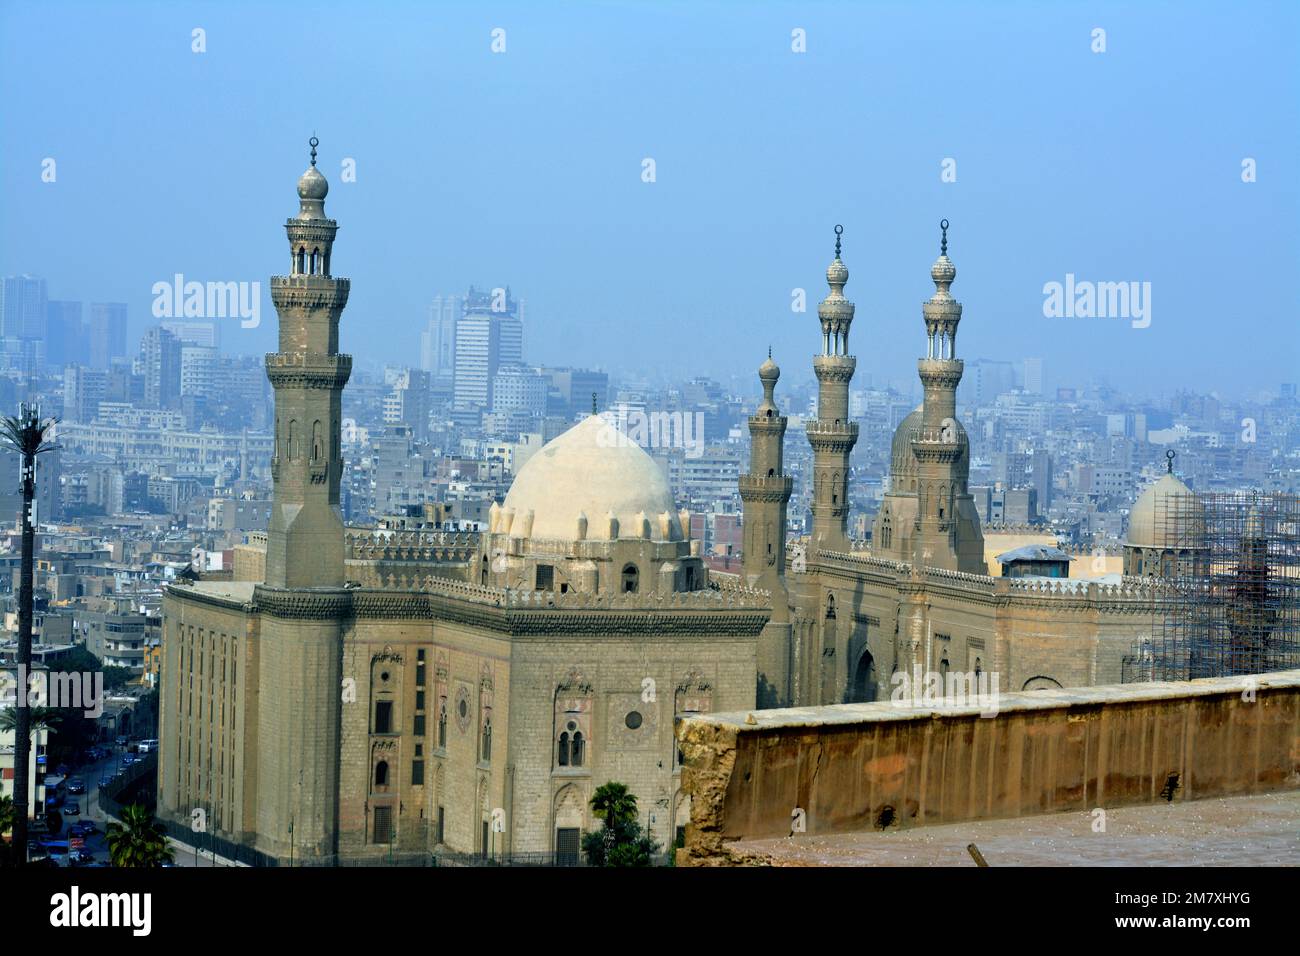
[[1125, 491, 1300, 682]]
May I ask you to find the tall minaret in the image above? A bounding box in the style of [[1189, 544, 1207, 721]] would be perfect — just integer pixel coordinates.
[[808, 225, 859, 552], [910, 220, 985, 573], [740, 350, 794, 704], [265, 137, 353, 588]]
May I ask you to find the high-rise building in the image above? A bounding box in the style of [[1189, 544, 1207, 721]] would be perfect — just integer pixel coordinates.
[[46, 300, 86, 367], [162, 320, 220, 348], [419, 294, 462, 386], [89, 303, 128, 368], [62, 366, 107, 423], [138, 326, 182, 408], [452, 286, 524, 410], [491, 365, 547, 418], [1023, 357, 1043, 394], [180, 344, 219, 399], [0, 275, 47, 339], [382, 368, 431, 442]]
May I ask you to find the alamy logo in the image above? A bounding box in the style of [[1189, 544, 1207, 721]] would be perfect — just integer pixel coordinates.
[[12, 665, 103, 718], [152, 273, 261, 328], [50, 887, 152, 936], [1042, 274, 1151, 328], [597, 404, 705, 459], [890, 667, 1001, 718]]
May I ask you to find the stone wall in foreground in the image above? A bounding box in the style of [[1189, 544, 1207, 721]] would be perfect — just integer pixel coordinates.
[[676, 669, 1300, 865]]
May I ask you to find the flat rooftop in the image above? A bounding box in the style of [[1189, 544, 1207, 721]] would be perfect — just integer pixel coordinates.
[[730, 790, 1300, 866]]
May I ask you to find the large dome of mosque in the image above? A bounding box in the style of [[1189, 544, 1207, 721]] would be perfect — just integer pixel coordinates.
[[500, 414, 681, 542], [1126, 471, 1204, 549]]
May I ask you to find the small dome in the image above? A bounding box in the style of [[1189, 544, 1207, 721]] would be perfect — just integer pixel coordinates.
[[1127, 472, 1204, 549], [758, 354, 780, 381], [501, 415, 679, 542], [826, 257, 849, 287], [298, 165, 328, 201], [931, 255, 955, 285]]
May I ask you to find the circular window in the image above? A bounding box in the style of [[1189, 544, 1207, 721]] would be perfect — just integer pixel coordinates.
[[566, 721, 577, 732], [625, 711, 643, 730], [380, 671, 390, 683]]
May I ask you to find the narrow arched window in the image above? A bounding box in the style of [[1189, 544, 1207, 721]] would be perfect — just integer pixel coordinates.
[[571, 731, 585, 767], [375, 761, 389, 788], [557, 731, 570, 766], [481, 718, 492, 762], [622, 564, 639, 594]]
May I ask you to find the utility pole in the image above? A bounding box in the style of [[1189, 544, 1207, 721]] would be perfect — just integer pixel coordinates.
[[3, 403, 56, 866]]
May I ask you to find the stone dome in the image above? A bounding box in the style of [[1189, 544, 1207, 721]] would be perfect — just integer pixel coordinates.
[[298, 165, 328, 201], [888, 406, 968, 480], [501, 415, 680, 542], [1127, 472, 1203, 549]]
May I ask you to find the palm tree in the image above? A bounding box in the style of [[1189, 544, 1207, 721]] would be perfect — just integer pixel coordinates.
[[582, 781, 659, 866], [106, 803, 175, 867], [0, 794, 14, 866], [0, 404, 57, 866]]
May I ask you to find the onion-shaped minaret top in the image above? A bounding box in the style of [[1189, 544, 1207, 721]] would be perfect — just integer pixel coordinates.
[[818, 224, 855, 356], [296, 136, 329, 218]]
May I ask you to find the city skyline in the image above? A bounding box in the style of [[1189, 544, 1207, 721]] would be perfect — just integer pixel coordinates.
[[2, 1, 1296, 395]]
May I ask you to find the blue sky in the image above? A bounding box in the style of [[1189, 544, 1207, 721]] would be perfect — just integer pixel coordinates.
[[2, 0, 1296, 398]]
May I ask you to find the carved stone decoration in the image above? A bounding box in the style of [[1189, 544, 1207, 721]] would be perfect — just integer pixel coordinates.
[[454, 684, 472, 734]]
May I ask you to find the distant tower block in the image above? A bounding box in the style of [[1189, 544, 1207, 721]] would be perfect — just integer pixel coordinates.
[[265, 137, 353, 588], [808, 225, 859, 553]]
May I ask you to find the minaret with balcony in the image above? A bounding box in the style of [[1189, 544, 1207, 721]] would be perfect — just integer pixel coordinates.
[[739, 350, 794, 703], [910, 220, 985, 573], [807, 225, 859, 553], [264, 137, 353, 588]]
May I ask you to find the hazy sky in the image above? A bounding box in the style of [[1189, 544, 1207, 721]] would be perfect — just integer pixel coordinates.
[[2, 0, 1296, 398]]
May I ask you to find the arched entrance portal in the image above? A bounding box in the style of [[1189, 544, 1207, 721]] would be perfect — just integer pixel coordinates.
[[849, 649, 877, 703]]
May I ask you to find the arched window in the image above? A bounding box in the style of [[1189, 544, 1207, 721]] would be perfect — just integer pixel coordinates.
[[438, 703, 447, 748], [557, 731, 570, 766], [767, 468, 775, 477], [374, 761, 388, 788], [571, 731, 585, 767], [296, 247, 306, 275], [481, 718, 492, 762], [825, 593, 836, 620], [311, 421, 322, 462], [621, 564, 639, 594], [309, 248, 319, 274]]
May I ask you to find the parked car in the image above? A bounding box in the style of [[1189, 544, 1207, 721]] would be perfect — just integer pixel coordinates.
[[121, 755, 137, 767], [98, 775, 112, 788], [63, 802, 80, 816], [72, 821, 100, 836], [67, 779, 85, 795], [69, 850, 97, 866]]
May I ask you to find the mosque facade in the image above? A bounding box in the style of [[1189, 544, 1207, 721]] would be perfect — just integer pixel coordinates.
[[743, 224, 1188, 708], [157, 149, 1197, 864]]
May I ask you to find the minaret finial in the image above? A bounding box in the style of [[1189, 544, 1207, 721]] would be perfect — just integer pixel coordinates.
[[592, 391, 597, 415], [834, 223, 843, 260], [1166, 449, 1176, 473], [940, 218, 949, 257], [768, 345, 772, 359], [309, 135, 319, 167]]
